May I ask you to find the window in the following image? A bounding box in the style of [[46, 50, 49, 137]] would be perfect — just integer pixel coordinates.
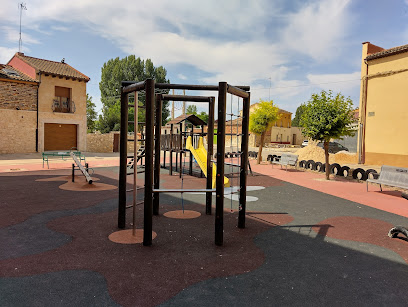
[[53, 86, 73, 113]]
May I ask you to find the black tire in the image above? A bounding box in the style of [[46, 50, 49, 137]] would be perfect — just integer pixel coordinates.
[[225, 152, 230, 158], [299, 160, 306, 168], [352, 168, 368, 180], [330, 163, 341, 175], [340, 166, 350, 177], [267, 154, 273, 162], [315, 162, 323, 172], [365, 169, 378, 180], [306, 160, 316, 170], [388, 226, 408, 238], [320, 163, 326, 173]]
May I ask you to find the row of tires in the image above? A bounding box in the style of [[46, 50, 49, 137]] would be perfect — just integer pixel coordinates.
[[297, 159, 377, 180]]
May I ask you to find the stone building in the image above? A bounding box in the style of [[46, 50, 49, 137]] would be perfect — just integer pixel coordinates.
[[0, 53, 89, 153]]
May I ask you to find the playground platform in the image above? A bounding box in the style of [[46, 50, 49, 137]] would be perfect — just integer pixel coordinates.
[[1, 157, 408, 306]]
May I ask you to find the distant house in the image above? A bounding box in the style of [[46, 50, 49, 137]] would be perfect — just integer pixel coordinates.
[[0, 53, 90, 153], [358, 42, 408, 167], [245, 103, 295, 146]]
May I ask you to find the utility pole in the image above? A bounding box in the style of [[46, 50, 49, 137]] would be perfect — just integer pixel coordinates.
[[171, 89, 174, 120], [182, 89, 186, 115], [18, 3, 27, 53]]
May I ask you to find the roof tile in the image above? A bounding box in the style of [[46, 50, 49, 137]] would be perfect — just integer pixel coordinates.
[[0, 64, 38, 83], [15, 53, 90, 81], [366, 43, 408, 61]]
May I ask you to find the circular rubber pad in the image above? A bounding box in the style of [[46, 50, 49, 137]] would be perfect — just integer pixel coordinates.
[[164, 210, 201, 219], [108, 229, 157, 244]]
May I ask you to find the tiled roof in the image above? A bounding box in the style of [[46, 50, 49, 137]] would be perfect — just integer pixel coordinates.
[[167, 114, 207, 126], [366, 43, 408, 61], [14, 53, 90, 81], [0, 64, 38, 83]]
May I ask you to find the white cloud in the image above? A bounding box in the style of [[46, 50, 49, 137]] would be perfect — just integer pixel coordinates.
[[0, 47, 18, 63], [307, 71, 360, 92], [282, 0, 352, 61], [177, 73, 187, 80], [1, 26, 40, 45], [0, 0, 357, 107]]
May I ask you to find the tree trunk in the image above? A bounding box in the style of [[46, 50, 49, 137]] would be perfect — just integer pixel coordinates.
[[257, 132, 265, 164], [324, 140, 330, 180]]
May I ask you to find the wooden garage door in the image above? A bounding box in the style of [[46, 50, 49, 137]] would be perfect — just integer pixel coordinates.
[[44, 123, 77, 151]]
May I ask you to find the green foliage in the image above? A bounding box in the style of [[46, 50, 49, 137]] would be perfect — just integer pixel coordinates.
[[98, 56, 170, 133], [186, 105, 208, 124], [197, 111, 209, 124], [249, 100, 280, 136], [299, 90, 355, 142], [291, 104, 306, 127], [86, 94, 98, 133], [249, 100, 280, 164], [186, 105, 197, 115]]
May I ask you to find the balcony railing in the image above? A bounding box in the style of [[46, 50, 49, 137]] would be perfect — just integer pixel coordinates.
[[52, 99, 76, 113]]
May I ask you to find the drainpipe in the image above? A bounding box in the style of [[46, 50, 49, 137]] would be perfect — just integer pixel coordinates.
[[35, 72, 41, 152], [360, 58, 369, 164]]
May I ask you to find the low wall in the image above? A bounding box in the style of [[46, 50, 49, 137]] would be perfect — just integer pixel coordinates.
[[87, 132, 136, 153]]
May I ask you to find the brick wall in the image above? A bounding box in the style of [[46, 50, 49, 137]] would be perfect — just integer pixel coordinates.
[[0, 109, 37, 153], [0, 80, 37, 111]]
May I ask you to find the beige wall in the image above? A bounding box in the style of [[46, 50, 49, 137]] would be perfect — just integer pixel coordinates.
[[359, 43, 408, 167], [86, 132, 136, 153], [38, 75, 87, 152], [87, 133, 114, 153], [0, 109, 37, 153]]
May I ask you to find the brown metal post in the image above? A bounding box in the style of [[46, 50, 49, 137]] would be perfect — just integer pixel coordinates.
[[118, 88, 128, 229], [215, 82, 227, 246], [170, 124, 173, 175], [143, 79, 155, 246], [153, 94, 162, 215], [239, 93, 250, 229], [179, 122, 183, 178], [189, 129, 193, 176], [163, 130, 167, 169], [206, 97, 215, 215]]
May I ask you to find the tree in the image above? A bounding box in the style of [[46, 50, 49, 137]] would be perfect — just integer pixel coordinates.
[[98, 56, 170, 132], [299, 90, 355, 180], [249, 100, 280, 164], [291, 104, 306, 127], [86, 94, 98, 133], [186, 105, 197, 115], [197, 111, 209, 124]]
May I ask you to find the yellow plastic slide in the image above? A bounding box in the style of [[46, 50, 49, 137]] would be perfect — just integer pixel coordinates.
[[185, 136, 230, 188]]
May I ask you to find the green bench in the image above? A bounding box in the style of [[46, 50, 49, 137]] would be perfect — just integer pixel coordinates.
[[42, 151, 85, 169]]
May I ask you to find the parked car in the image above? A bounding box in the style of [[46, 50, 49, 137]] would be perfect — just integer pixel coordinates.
[[301, 140, 308, 147], [317, 142, 348, 154]]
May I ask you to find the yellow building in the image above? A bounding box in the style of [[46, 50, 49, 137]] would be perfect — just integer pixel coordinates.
[[358, 42, 408, 167], [246, 103, 293, 146], [1, 52, 90, 153]]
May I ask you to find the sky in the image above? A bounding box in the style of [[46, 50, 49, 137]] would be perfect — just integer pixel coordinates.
[[1, 0, 408, 118]]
